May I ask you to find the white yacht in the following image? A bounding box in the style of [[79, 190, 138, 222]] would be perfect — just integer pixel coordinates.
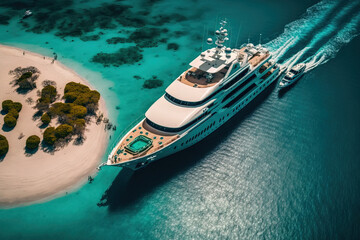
[[278, 63, 306, 88], [105, 20, 281, 170]]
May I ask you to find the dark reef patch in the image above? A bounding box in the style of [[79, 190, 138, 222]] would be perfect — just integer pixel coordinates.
[[0, 0, 74, 11], [106, 37, 129, 44], [143, 76, 163, 89], [152, 13, 187, 25], [91, 46, 143, 67], [167, 43, 179, 51], [0, 15, 11, 25], [12, 3, 144, 38], [128, 27, 168, 48], [80, 34, 101, 42]]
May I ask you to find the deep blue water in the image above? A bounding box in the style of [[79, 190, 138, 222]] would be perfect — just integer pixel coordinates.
[[0, 0, 360, 239]]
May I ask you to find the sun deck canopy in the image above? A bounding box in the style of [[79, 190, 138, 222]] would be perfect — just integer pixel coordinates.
[[145, 95, 207, 129], [190, 48, 237, 73], [166, 80, 218, 103]]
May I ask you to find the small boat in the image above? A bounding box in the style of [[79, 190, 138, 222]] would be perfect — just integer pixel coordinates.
[[22, 10, 33, 19], [279, 63, 306, 88]]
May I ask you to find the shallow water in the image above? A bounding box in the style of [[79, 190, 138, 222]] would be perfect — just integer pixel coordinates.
[[0, 0, 360, 239]]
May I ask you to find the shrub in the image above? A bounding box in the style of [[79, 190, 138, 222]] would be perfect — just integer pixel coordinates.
[[41, 85, 57, 103], [74, 118, 86, 127], [26, 135, 40, 149], [0, 135, 9, 156], [63, 92, 78, 103], [48, 103, 71, 117], [64, 82, 90, 94], [9, 67, 40, 92], [12, 102, 22, 112], [20, 72, 33, 79], [1, 100, 22, 113], [64, 82, 100, 107], [2, 100, 13, 113], [41, 113, 51, 125], [16, 72, 35, 91], [43, 127, 56, 145], [4, 114, 17, 128], [8, 108, 19, 119], [70, 105, 87, 118], [55, 124, 73, 139]]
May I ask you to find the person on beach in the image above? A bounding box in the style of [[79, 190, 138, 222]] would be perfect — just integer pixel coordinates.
[[23, 51, 25, 55]]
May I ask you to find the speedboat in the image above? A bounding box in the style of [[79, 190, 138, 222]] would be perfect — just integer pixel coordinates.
[[22, 10, 33, 19], [279, 63, 306, 88]]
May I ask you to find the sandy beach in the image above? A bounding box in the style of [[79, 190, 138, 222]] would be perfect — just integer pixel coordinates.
[[0, 44, 108, 208]]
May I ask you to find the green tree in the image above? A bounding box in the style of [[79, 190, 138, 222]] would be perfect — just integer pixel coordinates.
[[0, 135, 9, 156], [70, 105, 87, 118], [41, 85, 57, 103], [55, 124, 73, 138], [43, 127, 56, 145], [73, 119, 86, 136], [64, 82, 90, 94], [2, 100, 13, 113], [4, 114, 17, 128], [26, 135, 40, 149], [41, 113, 51, 125], [12, 102, 22, 112], [1, 100, 22, 113], [8, 108, 19, 119]]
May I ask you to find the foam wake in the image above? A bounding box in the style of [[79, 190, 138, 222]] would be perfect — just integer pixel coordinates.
[[265, 0, 339, 56], [305, 11, 360, 72], [267, 0, 360, 73]]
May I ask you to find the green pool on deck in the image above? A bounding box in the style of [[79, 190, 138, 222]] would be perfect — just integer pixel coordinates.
[[125, 135, 153, 154]]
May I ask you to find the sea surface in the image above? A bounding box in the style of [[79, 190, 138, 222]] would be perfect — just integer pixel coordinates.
[[0, 0, 360, 239]]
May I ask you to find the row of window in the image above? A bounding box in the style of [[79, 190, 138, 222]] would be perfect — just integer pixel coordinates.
[[179, 120, 217, 148], [173, 78, 275, 150], [224, 83, 258, 109], [222, 73, 257, 103], [230, 78, 272, 112]]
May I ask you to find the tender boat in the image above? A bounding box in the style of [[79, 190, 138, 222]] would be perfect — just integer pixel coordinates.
[[279, 63, 306, 88], [22, 10, 33, 19]]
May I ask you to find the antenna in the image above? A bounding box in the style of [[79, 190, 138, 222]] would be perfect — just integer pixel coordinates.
[[235, 23, 242, 48], [247, 33, 250, 44], [259, 33, 262, 45], [201, 25, 205, 52]]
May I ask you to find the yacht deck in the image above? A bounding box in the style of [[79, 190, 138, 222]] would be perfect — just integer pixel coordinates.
[[178, 67, 228, 88], [110, 120, 179, 164], [237, 47, 270, 68]]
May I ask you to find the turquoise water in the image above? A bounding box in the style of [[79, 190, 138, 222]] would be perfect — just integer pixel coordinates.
[[0, 0, 360, 239]]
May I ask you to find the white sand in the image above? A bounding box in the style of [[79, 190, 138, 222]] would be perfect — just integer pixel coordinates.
[[0, 45, 108, 208]]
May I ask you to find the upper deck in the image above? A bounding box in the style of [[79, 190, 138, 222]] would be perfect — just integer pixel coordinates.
[[237, 46, 270, 68], [178, 66, 228, 88]]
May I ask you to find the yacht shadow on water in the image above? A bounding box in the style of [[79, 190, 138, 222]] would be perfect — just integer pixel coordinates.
[[98, 81, 277, 212]]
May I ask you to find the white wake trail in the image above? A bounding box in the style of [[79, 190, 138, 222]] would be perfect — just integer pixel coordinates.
[[305, 11, 360, 72], [265, 0, 339, 53]]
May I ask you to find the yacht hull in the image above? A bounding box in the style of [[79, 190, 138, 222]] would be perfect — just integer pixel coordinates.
[[107, 68, 280, 171]]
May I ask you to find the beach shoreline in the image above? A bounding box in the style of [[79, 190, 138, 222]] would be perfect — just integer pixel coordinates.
[[0, 44, 108, 208]]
